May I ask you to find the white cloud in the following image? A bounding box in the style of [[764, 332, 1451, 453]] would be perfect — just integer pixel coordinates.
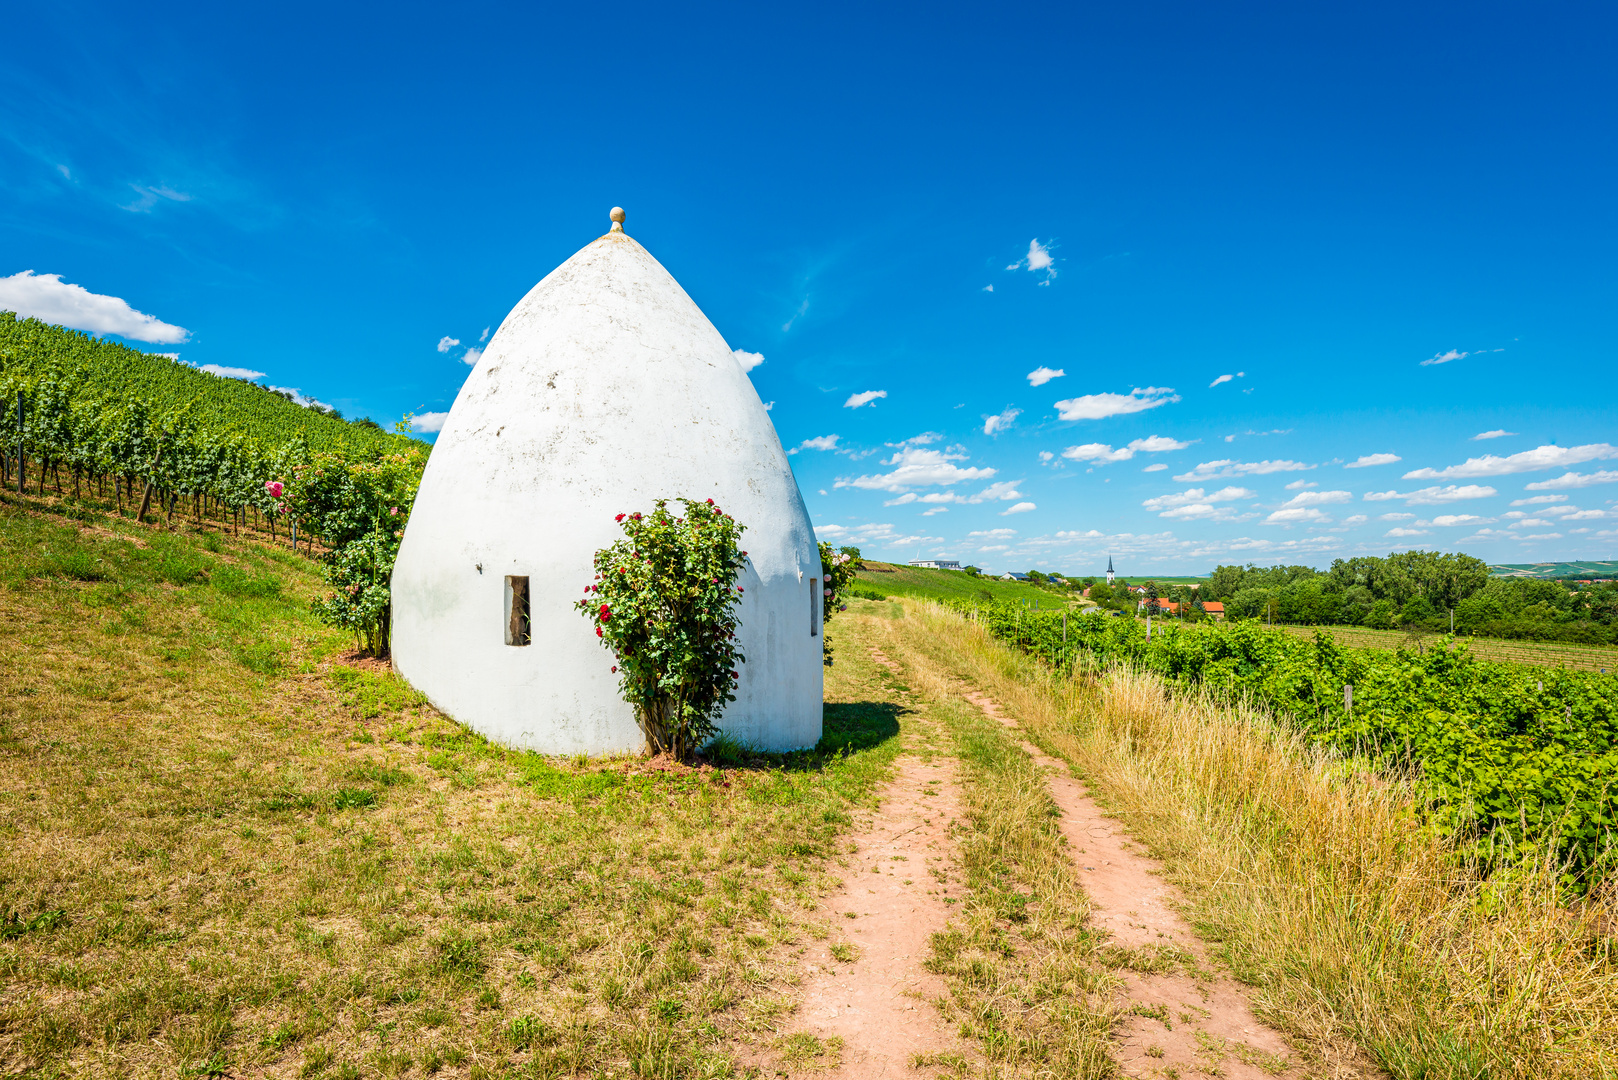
[[1284, 479, 1318, 490], [789, 434, 841, 455], [1208, 371, 1245, 388], [836, 447, 996, 493], [888, 480, 1023, 507], [1379, 513, 1416, 521], [1385, 527, 1429, 537], [437, 336, 460, 353], [462, 347, 482, 366], [1342, 515, 1368, 526], [970, 480, 1024, 502], [1173, 459, 1314, 482], [1345, 453, 1401, 469], [1279, 490, 1351, 507], [0, 270, 190, 344], [983, 407, 1021, 436], [764, 401, 774, 411], [268, 385, 332, 412], [121, 184, 192, 213], [1421, 349, 1468, 366], [1510, 494, 1567, 506], [1001, 501, 1037, 515], [1525, 470, 1618, 491], [1055, 386, 1179, 421], [968, 529, 1018, 539], [1472, 429, 1516, 440], [1266, 507, 1333, 525], [1142, 487, 1255, 512], [411, 411, 451, 433], [1143, 463, 1168, 472], [150, 352, 180, 360], [812, 521, 942, 548], [1038, 450, 1055, 463], [1027, 366, 1066, 386], [1062, 435, 1191, 465], [1404, 443, 1617, 480], [922, 507, 948, 516], [198, 364, 265, 380], [982, 284, 994, 292], [733, 349, 764, 372], [1363, 484, 1498, 505], [1162, 504, 1251, 522], [1562, 509, 1612, 521], [782, 298, 809, 332], [1427, 514, 1495, 527], [1522, 533, 1564, 541], [844, 390, 887, 409], [1063, 443, 1131, 464], [479, 326, 491, 342], [1007, 239, 1056, 282]]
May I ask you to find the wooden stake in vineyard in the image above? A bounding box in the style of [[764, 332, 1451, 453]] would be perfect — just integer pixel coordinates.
[[13, 391, 23, 496]]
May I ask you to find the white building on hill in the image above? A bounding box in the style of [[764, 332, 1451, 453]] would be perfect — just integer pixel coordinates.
[[391, 209, 823, 755]]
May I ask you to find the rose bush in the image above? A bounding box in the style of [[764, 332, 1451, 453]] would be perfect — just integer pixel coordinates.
[[818, 542, 863, 665], [578, 498, 748, 759]]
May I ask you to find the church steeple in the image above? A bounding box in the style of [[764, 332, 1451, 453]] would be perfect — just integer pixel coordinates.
[[1106, 555, 1115, 586]]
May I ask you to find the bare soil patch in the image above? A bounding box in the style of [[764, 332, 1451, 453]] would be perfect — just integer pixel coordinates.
[[795, 752, 968, 1077], [785, 651, 971, 1077]]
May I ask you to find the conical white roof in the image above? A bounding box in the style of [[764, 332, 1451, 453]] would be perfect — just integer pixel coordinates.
[[391, 220, 823, 754]]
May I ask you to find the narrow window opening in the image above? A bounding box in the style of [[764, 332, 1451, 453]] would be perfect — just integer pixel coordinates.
[[810, 578, 820, 636], [505, 575, 531, 646]]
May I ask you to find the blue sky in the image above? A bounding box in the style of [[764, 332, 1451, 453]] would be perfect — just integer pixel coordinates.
[[3, 1, 1615, 575]]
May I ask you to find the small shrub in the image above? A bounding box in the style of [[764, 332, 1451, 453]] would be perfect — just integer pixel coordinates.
[[429, 931, 487, 981], [331, 788, 378, 811]]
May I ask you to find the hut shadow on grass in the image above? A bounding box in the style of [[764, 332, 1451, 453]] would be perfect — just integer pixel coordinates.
[[701, 700, 907, 773]]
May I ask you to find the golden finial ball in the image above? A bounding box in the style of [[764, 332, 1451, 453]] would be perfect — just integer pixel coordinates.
[[610, 207, 626, 224]]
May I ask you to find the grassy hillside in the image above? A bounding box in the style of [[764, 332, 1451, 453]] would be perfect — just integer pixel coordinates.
[[0, 490, 903, 1077], [853, 561, 1078, 606], [1488, 561, 1618, 580], [0, 313, 423, 453]]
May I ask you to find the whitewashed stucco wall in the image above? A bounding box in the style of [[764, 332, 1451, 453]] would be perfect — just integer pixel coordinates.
[[391, 230, 823, 755]]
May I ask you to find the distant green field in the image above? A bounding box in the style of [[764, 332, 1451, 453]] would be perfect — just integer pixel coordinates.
[[1269, 622, 1618, 673], [1487, 561, 1618, 580], [852, 562, 1077, 607]]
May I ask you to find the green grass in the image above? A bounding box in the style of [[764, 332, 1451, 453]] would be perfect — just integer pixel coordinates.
[[853, 561, 1079, 607], [0, 489, 913, 1078]]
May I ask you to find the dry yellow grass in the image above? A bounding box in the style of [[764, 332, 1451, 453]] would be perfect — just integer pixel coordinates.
[[881, 598, 1618, 1080]]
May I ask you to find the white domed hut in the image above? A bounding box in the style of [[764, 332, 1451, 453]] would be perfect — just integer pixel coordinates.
[[391, 210, 823, 755]]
